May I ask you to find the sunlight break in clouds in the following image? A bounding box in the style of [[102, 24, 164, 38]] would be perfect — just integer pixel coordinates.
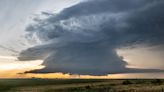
[[0, 55, 43, 71]]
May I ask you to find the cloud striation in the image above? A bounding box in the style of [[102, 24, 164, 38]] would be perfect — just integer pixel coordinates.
[[18, 0, 164, 75]]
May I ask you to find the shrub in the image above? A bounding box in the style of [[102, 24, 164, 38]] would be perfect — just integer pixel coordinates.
[[85, 85, 91, 89], [122, 80, 132, 85], [135, 80, 145, 84], [151, 79, 163, 84]]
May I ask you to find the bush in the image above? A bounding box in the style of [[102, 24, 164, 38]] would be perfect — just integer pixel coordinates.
[[122, 80, 132, 85], [85, 85, 91, 89], [151, 79, 163, 84], [135, 80, 145, 84]]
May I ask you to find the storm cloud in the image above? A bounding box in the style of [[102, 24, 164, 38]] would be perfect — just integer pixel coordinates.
[[18, 0, 164, 75]]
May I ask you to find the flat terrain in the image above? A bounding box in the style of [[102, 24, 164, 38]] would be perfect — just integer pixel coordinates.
[[0, 79, 164, 92]]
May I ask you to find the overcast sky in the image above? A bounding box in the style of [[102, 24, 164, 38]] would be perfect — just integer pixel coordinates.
[[0, 0, 164, 78]]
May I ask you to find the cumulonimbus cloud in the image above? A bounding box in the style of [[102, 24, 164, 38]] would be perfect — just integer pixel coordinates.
[[18, 0, 164, 75]]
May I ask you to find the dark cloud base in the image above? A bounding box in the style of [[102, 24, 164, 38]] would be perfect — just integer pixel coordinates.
[[25, 68, 164, 76], [19, 0, 164, 75]]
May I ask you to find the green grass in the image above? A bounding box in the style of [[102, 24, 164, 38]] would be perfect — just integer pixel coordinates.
[[0, 79, 164, 92]]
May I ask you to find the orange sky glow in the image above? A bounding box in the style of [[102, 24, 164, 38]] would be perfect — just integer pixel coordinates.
[[0, 49, 164, 79]]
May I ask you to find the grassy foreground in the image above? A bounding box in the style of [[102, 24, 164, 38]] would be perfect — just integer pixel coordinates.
[[0, 79, 164, 92]]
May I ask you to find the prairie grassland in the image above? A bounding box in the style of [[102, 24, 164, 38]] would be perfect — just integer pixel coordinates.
[[0, 79, 164, 92]]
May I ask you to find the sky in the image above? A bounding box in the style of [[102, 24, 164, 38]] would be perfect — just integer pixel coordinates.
[[0, 0, 164, 78]]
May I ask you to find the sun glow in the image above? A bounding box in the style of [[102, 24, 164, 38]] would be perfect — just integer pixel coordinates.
[[0, 55, 44, 78], [0, 61, 44, 70], [0, 55, 121, 79], [0, 56, 44, 70], [0, 56, 17, 60]]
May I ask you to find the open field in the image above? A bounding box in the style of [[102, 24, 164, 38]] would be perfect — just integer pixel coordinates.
[[0, 79, 164, 92]]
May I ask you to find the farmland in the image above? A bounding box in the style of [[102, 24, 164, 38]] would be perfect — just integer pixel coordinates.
[[0, 79, 164, 92]]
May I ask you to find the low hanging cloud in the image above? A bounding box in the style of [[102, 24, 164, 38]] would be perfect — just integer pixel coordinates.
[[18, 0, 164, 75]]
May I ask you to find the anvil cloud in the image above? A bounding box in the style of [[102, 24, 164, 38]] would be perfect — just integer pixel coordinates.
[[18, 0, 164, 75]]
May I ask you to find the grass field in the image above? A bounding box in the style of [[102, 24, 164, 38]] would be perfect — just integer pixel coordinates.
[[0, 79, 164, 92]]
